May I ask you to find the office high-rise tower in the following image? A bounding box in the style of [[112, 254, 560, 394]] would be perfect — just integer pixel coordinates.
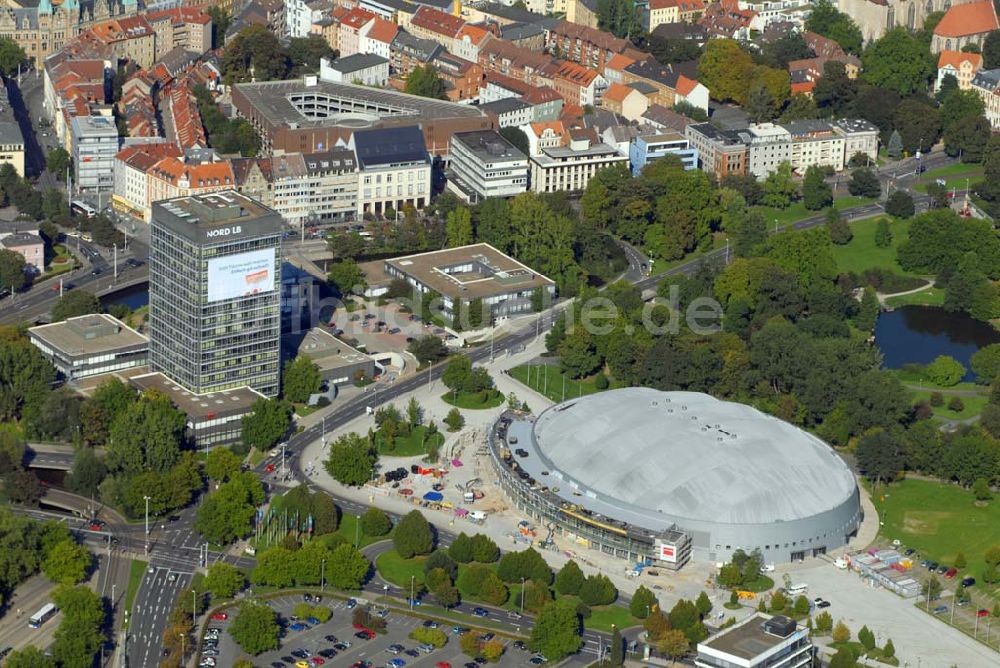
[[149, 191, 283, 397]]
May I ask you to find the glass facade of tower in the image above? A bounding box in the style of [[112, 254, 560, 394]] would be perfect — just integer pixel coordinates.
[[149, 192, 282, 397]]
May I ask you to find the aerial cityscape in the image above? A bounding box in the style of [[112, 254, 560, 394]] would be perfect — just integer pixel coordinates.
[[0, 0, 999, 666]]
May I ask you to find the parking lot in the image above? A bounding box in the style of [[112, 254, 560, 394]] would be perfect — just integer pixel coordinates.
[[329, 300, 457, 357], [203, 594, 535, 668]]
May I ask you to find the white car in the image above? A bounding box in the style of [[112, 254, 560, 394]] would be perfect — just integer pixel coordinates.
[[269, 449, 279, 457]]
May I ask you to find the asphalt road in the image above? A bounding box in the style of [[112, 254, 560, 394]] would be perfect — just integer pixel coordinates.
[[14, 151, 959, 663]]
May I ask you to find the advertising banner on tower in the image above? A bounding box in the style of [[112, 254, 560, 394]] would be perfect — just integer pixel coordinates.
[[207, 249, 275, 302]]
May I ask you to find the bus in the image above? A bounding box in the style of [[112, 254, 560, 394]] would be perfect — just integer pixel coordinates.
[[71, 200, 96, 218], [28, 603, 57, 629]]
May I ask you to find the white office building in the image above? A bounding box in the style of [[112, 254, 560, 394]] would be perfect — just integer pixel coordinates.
[[71, 115, 119, 192], [447, 130, 529, 203]]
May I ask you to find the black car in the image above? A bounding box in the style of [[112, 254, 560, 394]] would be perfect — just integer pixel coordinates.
[[291, 649, 309, 659], [90, 267, 101, 275], [303, 593, 314, 602], [282, 658, 296, 665], [324, 635, 338, 643], [318, 649, 337, 658], [271, 663, 286, 668], [962, 577, 977, 587], [513, 641, 526, 651]]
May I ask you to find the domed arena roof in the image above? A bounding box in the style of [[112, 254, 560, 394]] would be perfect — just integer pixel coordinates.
[[529, 388, 856, 525]]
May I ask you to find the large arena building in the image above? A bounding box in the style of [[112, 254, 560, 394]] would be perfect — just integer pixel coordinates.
[[490, 388, 862, 569]]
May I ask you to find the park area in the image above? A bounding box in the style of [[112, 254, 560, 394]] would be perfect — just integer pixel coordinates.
[[876, 479, 1000, 597]]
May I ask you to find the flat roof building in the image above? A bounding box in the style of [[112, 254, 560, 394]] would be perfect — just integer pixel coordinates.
[[131, 372, 267, 449], [71, 115, 119, 192], [696, 614, 813, 668], [447, 130, 529, 203], [29, 314, 149, 381], [629, 132, 698, 176], [231, 76, 490, 157], [384, 243, 555, 323], [149, 191, 283, 397], [295, 327, 377, 386]]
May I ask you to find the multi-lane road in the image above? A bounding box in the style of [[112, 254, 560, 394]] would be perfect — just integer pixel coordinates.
[[12, 148, 962, 664]]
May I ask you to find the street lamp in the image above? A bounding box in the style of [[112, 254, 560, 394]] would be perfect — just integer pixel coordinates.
[[321, 559, 326, 592], [143, 495, 151, 538], [410, 575, 415, 610], [355, 514, 361, 547], [520, 577, 525, 614], [192, 589, 197, 620]]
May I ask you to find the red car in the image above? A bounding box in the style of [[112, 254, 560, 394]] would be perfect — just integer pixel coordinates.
[[310, 658, 325, 666], [945, 568, 958, 579], [87, 520, 105, 531], [210, 613, 228, 621], [265, 463, 275, 473], [436, 663, 452, 668], [978, 609, 991, 618]]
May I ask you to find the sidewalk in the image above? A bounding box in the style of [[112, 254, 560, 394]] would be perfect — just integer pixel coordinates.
[[298, 334, 726, 614]]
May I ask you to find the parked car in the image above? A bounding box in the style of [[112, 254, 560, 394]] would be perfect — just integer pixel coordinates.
[[289, 623, 308, 631], [978, 609, 991, 618], [346, 598, 357, 609], [962, 577, 977, 587], [210, 612, 228, 620], [933, 605, 949, 615], [945, 568, 958, 579]]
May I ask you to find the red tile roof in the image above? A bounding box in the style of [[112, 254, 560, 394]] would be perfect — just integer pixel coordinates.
[[934, 1, 998, 37], [365, 17, 399, 44], [553, 61, 600, 87], [603, 82, 636, 103], [675, 74, 698, 96], [341, 8, 376, 30], [938, 50, 983, 70], [411, 6, 466, 39]]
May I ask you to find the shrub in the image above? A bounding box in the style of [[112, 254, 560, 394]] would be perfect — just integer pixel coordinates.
[[948, 396, 965, 412], [929, 392, 944, 407], [594, 374, 609, 390], [831, 620, 851, 643], [409, 626, 448, 648]]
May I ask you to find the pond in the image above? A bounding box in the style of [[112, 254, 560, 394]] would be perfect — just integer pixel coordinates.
[[874, 306, 1000, 381], [99, 282, 148, 310]]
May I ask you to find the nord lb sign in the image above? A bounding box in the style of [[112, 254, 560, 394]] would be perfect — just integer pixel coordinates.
[[207, 226, 242, 238]]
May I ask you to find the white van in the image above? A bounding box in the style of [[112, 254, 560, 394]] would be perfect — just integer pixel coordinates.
[[787, 583, 808, 596], [469, 510, 487, 521]]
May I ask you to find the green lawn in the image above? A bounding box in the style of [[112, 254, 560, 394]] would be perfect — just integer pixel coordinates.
[[376, 424, 444, 457], [582, 603, 641, 633], [509, 364, 608, 404], [336, 512, 392, 549], [885, 286, 945, 308], [376, 550, 427, 588], [909, 390, 987, 421], [44, 244, 76, 277], [441, 390, 505, 410], [919, 163, 985, 181], [877, 479, 1000, 597], [830, 216, 915, 276], [754, 195, 875, 230], [125, 559, 147, 617]]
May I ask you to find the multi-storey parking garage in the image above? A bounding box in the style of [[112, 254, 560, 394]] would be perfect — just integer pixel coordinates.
[[488, 388, 862, 569]]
